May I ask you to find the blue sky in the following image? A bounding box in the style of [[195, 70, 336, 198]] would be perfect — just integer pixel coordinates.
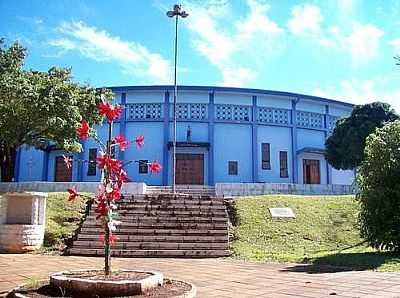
[[1, 0, 400, 111]]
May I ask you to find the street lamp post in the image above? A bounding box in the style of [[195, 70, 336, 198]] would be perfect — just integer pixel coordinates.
[[167, 4, 188, 194]]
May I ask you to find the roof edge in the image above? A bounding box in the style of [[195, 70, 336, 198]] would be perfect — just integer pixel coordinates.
[[104, 85, 354, 108]]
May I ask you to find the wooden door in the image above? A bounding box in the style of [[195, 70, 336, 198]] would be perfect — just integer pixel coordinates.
[[303, 159, 320, 184], [55, 156, 72, 182], [176, 154, 204, 185]]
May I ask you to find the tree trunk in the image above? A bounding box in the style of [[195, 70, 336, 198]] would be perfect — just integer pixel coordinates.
[[0, 142, 16, 182]]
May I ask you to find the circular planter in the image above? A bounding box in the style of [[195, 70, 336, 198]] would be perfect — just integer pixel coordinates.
[[7, 277, 196, 298], [50, 269, 163, 296]]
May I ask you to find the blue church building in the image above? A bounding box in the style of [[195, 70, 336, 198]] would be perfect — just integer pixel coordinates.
[[15, 85, 355, 186]]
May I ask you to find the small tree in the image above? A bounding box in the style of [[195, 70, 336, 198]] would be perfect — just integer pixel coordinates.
[[325, 102, 399, 170], [0, 38, 111, 181], [68, 102, 161, 276], [357, 120, 400, 251]]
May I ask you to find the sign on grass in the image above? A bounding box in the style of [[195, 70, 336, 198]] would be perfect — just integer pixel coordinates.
[[269, 207, 296, 219]]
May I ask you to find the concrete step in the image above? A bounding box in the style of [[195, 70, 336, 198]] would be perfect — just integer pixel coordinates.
[[67, 248, 231, 258], [81, 222, 228, 230], [77, 234, 228, 242], [69, 193, 229, 258], [80, 227, 228, 235], [118, 198, 224, 206], [85, 216, 227, 223], [114, 204, 226, 211], [72, 241, 228, 250], [89, 210, 226, 217]]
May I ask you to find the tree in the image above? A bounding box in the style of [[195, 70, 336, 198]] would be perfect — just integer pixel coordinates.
[[356, 120, 400, 251], [325, 102, 399, 170], [69, 103, 161, 276], [0, 38, 112, 181]]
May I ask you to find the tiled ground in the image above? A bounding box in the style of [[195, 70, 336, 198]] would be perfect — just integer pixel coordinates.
[[1, 254, 400, 297]]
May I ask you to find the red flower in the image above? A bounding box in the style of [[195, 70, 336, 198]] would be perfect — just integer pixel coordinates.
[[113, 135, 129, 151], [106, 186, 121, 201], [116, 169, 129, 188], [99, 102, 122, 123], [135, 134, 144, 149], [63, 155, 72, 169], [96, 153, 121, 174], [95, 200, 108, 219], [67, 187, 79, 202], [76, 119, 90, 140], [149, 160, 162, 173]]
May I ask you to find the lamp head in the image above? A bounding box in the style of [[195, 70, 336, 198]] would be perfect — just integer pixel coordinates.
[[166, 10, 175, 17]]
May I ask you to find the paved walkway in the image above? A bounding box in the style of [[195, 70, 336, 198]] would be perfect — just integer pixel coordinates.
[[1, 254, 400, 297]]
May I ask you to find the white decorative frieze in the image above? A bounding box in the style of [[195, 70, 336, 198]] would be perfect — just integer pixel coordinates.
[[172, 103, 208, 120], [257, 107, 289, 125], [296, 111, 324, 128], [127, 103, 163, 120], [215, 104, 251, 121]]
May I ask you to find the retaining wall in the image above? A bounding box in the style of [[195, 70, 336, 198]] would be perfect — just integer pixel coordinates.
[[215, 183, 356, 196], [0, 182, 146, 194]]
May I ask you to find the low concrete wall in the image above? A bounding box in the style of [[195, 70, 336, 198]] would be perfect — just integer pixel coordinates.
[[0, 182, 146, 195], [215, 183, 356, 197]]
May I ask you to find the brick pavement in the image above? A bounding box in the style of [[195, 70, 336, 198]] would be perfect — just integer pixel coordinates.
[[1, 254, 400, 297]]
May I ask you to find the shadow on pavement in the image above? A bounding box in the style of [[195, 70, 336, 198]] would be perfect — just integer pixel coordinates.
[[280, 251, 400, 273]]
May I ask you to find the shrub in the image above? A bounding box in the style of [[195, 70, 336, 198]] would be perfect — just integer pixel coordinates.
[[357, 120, 400, 251]]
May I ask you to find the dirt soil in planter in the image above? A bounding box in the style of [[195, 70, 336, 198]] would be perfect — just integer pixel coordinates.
[[59, 271, 151, 281], [8, 279, 192, 298]]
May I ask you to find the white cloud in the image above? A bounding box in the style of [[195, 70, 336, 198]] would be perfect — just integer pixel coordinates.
[[185, 0, 284, 86], [389, 38, 400, 53], [318, 23, 384, 66], [346, 24, 384, 66], [288, 4, 323, 36], [48, 21, 172, 83], [285, 2, 384, 67], [314, 78, 400, 113], [222, 67, 257, 86]]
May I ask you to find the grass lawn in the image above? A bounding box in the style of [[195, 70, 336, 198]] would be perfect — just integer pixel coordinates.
[[38, 192, 91, 253], [230, 195, 400, 271]]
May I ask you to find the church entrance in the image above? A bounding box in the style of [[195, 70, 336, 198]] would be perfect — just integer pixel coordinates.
[[55, 156, 72, 182], [176, 153, 204, 185], [303, 159, 320, 184]]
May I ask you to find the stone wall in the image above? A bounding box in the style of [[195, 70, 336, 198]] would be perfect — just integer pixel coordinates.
[[215, 183, 356, 197], [0, 182, 146, 194], [0, 192, 48, 253], [0, 224, 45, 253]]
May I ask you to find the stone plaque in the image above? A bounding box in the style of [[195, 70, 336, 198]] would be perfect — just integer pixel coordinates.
[[269, 208, 296, 219]]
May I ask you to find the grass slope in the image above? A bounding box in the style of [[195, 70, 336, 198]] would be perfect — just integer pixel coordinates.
[[40, 192, 91, 253], [231, 195, 400, 271]]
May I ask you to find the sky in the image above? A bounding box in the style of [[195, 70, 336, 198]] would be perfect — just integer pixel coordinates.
[[1, 0, 400, 111]]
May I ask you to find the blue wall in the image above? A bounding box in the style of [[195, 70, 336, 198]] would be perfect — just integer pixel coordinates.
[[213, 123, 252, 183], [18, 146, 45, 181], [257, 125, 292, 183], [16, 86, 356, 186]]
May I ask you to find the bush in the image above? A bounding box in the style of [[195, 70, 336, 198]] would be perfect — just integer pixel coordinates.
[[357, 120, 400, 251]]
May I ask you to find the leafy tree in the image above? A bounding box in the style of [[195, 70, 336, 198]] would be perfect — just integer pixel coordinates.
[[357, 120, 400, 251], [0, 38, 113, 181], [325, 102, 399, 170]]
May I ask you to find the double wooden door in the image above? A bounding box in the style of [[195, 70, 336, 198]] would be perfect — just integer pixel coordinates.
[[303, 159, 320, 184], [176, 154, 204, 185], [55, 156, 72, 182]]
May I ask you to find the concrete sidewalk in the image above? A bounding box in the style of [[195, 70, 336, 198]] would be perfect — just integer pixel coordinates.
[[1, 254, 400, 297]]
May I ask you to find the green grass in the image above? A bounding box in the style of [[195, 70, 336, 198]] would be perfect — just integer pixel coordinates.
[[230, 195, 400, 271], [38, 192, 91, 253]]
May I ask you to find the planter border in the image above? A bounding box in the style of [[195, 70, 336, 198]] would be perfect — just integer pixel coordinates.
[[50, 269, 163, 296]]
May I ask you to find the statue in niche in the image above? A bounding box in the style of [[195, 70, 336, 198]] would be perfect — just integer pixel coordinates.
[[186, 125, 192, 142]]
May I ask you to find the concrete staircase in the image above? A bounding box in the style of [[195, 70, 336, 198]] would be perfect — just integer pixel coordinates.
[[146, 185, 215, 196], [67, 194, 230, 257]]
